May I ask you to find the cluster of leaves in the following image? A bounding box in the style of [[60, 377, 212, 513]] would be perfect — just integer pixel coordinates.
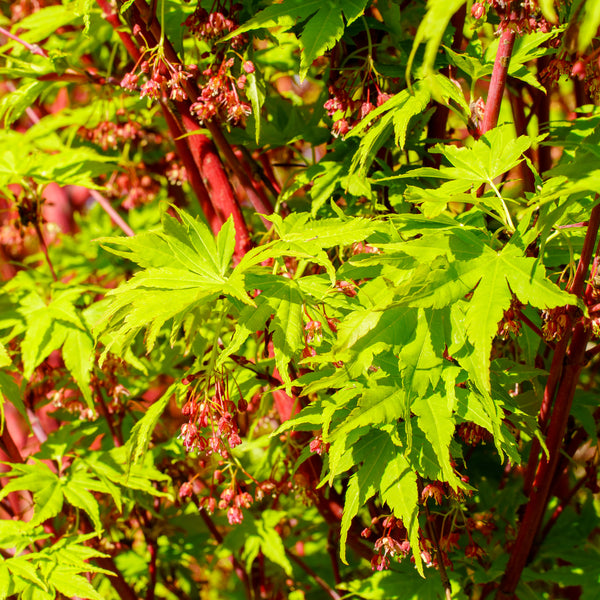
[[2, 0, 600, 599]]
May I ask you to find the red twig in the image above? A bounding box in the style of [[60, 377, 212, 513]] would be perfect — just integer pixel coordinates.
[[524, 200, 600, 492], [496, 203, 600, 600], [33, 221, 58, 281], [480, 28, 517, 135], [89, 190, 135, 237], [95, 0, 142, 62], [0, 26, 48, 57], [179, 113, 252, 258], [160, 106, 222, 234], [93, 380, 123, 447]]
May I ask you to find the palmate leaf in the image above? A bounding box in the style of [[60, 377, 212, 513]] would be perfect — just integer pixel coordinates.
[[16, 286, 94, 403], [463, 242, 577, 392], [223, 510, 293, 576], [224, 0, 368, 79], [0, 458, 109, 533], [96, 212, 250, 357], [384, 224, 577, 392], [381, 125, 538, 227], [339, 428, 424, 575], [0, 533, 112, 600], [0, 460, 66, 528], [347, 83, 432, 178]]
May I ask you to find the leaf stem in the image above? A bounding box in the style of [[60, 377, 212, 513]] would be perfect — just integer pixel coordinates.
[[487, 179, 514, 231], [93, 380, 124, 447], [0, 26, 48, 57]]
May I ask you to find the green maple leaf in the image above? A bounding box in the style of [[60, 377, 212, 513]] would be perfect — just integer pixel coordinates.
[[96, 211, 250, 358], [387, 225, 577, 393], [348, 83, 432, 178], [381, 125, 539, 229], [340, 428, 424, 575], [224, 0, 369, 79], [463, 242, 577, 392]]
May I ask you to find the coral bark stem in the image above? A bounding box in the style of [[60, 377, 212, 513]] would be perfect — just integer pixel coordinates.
[[481, 28, 516, 135], [496, 202, 600, 599]]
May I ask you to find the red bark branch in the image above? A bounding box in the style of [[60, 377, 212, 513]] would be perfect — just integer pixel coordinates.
[[496, 202, 600, 600], [160, 106, 222, 234], [96, 0, 142, 62], [480, 28, 516, 135], [179, 113, 252, 258]]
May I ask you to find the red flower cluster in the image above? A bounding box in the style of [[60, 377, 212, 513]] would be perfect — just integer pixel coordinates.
[[180, 381, 244, 459], [184, 8, 246, 50], [82, 119, 141, 152], [484, 0, 551, 34], [457, 421, 492, 446], [190, 58, 252, 125], [120, 48, 198, 103]]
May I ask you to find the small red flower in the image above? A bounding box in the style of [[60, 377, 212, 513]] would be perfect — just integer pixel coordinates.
[[227, 506, 244, 524]]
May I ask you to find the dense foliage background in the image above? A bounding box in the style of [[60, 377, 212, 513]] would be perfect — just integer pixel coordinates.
[[1, 0, 600, 598]]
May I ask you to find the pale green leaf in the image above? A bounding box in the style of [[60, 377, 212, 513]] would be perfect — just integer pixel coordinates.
[[98, 231, 177, 269], [215, 216, 236, 276], [0, 343, 10, 368], [340, 430, 393, 564], [50, 570, 104, 600], [63, 478, 102, 533], [62, 328, 94, 408], [412, 393, 461, 489], [126, 384, 177, 465], [30, 478, 65, 527], [171, 207, 222, 275], [578, 0, 600, 53], [380, 452, 423, 576]]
